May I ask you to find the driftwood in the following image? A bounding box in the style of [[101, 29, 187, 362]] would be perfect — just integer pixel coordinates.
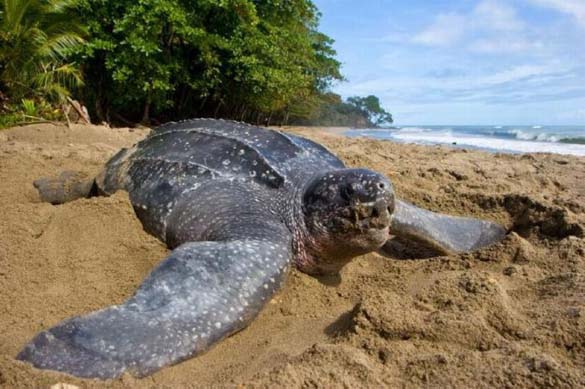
[[63, 98, 91, 127], [21, 115, 63, 126]]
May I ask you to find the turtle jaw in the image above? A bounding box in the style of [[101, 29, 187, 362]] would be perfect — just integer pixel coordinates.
[[297, 219, 391, 276]]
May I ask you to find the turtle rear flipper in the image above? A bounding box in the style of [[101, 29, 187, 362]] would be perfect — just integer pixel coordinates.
[[33, 171, 97, 204], [381, 199, 506, 256]]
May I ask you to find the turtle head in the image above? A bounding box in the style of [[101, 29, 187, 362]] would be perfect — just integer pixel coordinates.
[[300, 168, 395, 274]]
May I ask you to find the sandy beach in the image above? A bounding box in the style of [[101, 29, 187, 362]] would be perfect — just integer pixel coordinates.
[[0, 123, 584, 388]]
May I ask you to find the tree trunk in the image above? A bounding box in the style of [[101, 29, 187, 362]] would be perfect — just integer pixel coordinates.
[[95, 88, 106, 123], [196, 96, 208, 117], [214, 101, 222, 118], [142, 99, 151, 124], [178, 86, 188, 115]]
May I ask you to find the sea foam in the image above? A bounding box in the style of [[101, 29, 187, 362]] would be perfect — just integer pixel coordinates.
[[347, 125, 585, 156]]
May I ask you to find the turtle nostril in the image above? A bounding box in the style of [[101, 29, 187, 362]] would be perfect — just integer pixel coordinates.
[[388, 202, 395, 214], [340, 185, 354, 201], [371, 207, 380, 218]]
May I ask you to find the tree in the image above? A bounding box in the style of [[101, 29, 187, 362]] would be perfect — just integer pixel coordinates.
[[347, 95, 393, 126], [0, 0, 85, 104], [74, 0, 342, 124], [286, 93, 392, 128]]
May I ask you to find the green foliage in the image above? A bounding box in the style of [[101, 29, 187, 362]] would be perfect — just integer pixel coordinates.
[[347, 95, 393, 126], [288, 93, 392, 128], [0, 111, 21, 128], [21, 98, 36, 116], [0, 0, 391, 127], [75, 0, 342, 123], [0, 97, 63, 128], [0, 0, 86, 104]]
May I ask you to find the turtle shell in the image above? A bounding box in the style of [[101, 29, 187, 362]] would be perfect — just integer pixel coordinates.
[[99, 119, 344, 239]]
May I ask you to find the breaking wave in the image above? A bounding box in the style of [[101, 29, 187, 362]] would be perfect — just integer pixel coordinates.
[[346, 125, 585, 156], [503, 129, 584, 144]]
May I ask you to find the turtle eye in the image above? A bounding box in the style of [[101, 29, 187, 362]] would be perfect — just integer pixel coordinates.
[[340, 184, 354, 202]]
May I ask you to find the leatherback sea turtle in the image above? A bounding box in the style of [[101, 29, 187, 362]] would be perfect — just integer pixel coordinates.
[[18, 119, 505, 379]]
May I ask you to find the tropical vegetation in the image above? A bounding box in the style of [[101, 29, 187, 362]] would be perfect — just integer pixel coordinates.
[[0, 0, 85, 124], [0, 0, 392, 128]]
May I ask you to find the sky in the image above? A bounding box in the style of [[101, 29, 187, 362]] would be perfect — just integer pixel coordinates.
[[313, 0, 585, 125]]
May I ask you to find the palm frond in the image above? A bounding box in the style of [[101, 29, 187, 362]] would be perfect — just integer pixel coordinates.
[[37, 33, 84, 60], [0, 0, 85, 103]]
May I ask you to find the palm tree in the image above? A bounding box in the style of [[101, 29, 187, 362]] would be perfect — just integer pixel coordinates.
[[0, 0, 85, 104]]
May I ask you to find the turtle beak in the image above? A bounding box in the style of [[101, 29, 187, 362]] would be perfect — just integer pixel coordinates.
[[350, 179, 395, 230], [357, 199, 392, 230]]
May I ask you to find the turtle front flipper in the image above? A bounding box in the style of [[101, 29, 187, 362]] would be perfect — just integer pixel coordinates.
[[33, 171, 97, 204], [381, 199, 506, 256], [17, 231, 292, 379]]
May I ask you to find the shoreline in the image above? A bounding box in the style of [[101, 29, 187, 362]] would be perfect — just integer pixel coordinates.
[[0, 123, 583, 387], [337, 127, 585, 157]]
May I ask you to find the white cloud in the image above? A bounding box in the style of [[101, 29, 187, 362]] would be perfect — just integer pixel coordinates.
[[469, 37, 543, 53], [338, 63, 572, 105], [411, 1, 527, 50], [412, 13, 467, 46], [528, 0, 585, 27], [467, 1, 535, 54], [476, 64, 552, 85], [473, 0, 524, 31]]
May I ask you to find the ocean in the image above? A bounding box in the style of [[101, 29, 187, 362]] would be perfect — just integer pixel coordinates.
[[345, 125, 585, 156]]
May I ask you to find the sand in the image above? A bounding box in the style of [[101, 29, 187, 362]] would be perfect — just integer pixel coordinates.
[[0, 123, 583, 388]]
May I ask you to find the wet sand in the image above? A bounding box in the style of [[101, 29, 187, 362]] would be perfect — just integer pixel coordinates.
[[0, 123, 583, 388]]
